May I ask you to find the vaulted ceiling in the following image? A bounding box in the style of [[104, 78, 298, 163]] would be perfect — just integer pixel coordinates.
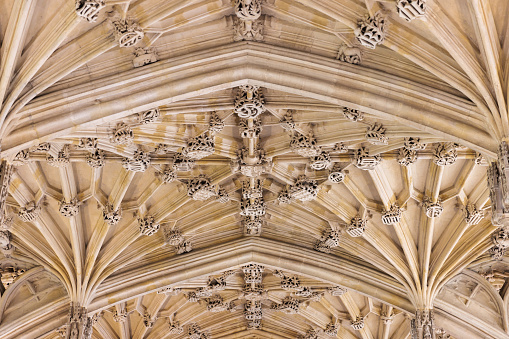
[[1, 0, 509, 338]]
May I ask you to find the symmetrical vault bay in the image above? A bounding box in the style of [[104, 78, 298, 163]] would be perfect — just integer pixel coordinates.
[[4, 0, 509, 339]]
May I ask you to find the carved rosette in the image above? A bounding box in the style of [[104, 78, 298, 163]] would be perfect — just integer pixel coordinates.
[[433, 143, 458, 166], [242, 264, 264, 283], [233, 17, 263, 41], [328, 163, 346, 183], [309, 151, 332, 170], [381, 204, 402, 225], [289, 176, 318, 202], [77, 138, 98, 150], [411, 309, 435, 339], [314, 229, 341, 253], [346, 215, 366, 237], [12, 149, 30, 166], [182, 133, 215, 160], [423, 197, 443, 218], [216, 188, 230, 203], [75, 0, 105, 22], [354, 147, 381, 170], [404, 137, 426, 150], [138, 108, 160, 124], [133, 48, 158, 68], [355, 12, 387, 49], [138, 216, 160, 236], [365, 123, 388, 145], [59, 198, 81, 217], [122, 150, 151, 172], [463, 203, 483, 225], [103, 203, 121, 226], [234, 85, 265, 119], [86, 149, 105, 168], [324, 322, 339, 336], [240, 198, 266, 217], [208, 112, 224, 134], [168, 321, 184, 334], [161, 167, 177, 183], [271, 296, 301, 314], [18, 201, 41, 222], [475, 152, 488, 166], [111, 122, 134, 144], [176, 240, 192, 254], [187, 175, 217, 201], [279, 111, 296, 131], [172, 152, 195, 172], [337, 45, 362, 64], [278, 188, 292, 204], [398, 148, 417, 166], [290, 132, 320, 157], [47, 145, 71, 168], [112, 18, 144, 47], [113, 309, 127, 323], [397, 0, 426, 21], [239, 117, 262, 138], [343, 107, 364, 121], [351, 316, 365, 330], [234, 0, 262, 21]]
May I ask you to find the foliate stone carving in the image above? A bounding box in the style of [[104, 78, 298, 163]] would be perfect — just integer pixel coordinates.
[[56, 326, 67, 338], [164, 227, 185, 246], [0, 231, 10, 248], [343, 107, 364, 121], [346, 215, 366, 237], [59, 198, 81, 217], [433, 143, 458, 166], [314, 229, 341, 253], [244, 300, 263, 322], [153, 143, 174, 154], [157, 286, 182, 296], [172, 152, 195, 172], [278, 188, 292, 204], [397, 0, 426, 21], [298, 329, 319, 339], [355, 12, 387, 49], [464, 203, 483, 225], [423, 197, 443, 218], [242, 179, 263, 198], [381, 204, 402, 225], [354, 147, 381, 170], [122, 149, 151, 172], [168, 321, 184, 334], [133, 47, 158, 68], [0, 161, 13, 226], [351, 316, 364, 330], [12, 149, 30, 166], [240, 198, 266, 217], [328, 163, 346, 183], [65, 303, 92, 339], [113, 309, 127, 322], [102, 203, 121, 226], [337, 45, 362, 65], [242, 264, 264, 283], [242, 284, 266, 300], [234, 0, 262, 21], [398, 148, 417, 166], [290, 132, 320, 157], [75, 0, 105, 22], [138, 215, 160, 236], [333, 142, 348, 153], [475, 152, 488, 166], [47, 145, 70, 168], [137, 108, 160, 124], [490, 245, 506, 260], [234, 85, 265, 119], [86, 149, 105, 168], [208, 112, 224, 134], [161, 167, 177, 183], [274, 270, 301, 290], [233, 17, 263, 41], [30, 142, 51, 152], [182, 133, 215, 160], [435, 328, 451, 339], [487, 141, 509, 226], [289, 176, 318, 202], [411, 309, 434, 339], [187, 175, 217, 201], [239, 117, 262, 138], [366, 123, 388, 145], [111, 122, 134, 145], [244, 216, 262, 235], [78, 138, 98, 150], [271, 296, 301, 314], [143, 312, 155, 328], [328, 286, 347, 296], [18, 201, 41, 222], [0, 266, 25, 288], [309, 151, 332, 170], [176, 240, 192, 254], [279, 111, 296, 131], [188, 323, 210, 339], [112, 18, 144, 48], [216, 188, 230, 203], [204, 295, 235, 312], [231, 148, 272, 177], [404, 137, 426, 151], [324, 322, 339, 336], [492, 227, 509, 248], [208, 270, 235, 291]]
